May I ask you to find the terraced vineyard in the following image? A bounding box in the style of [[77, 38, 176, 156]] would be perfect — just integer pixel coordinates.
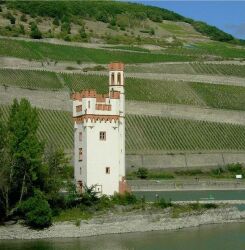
[[191, 63, 245, 77], [126, 115, 245, 153], [1, 105, 245, 153], [126, 63, 196, 74], [189, 82, 245, 111], [0, 38, 194, 63], [0, 105, 73, 149], [0, 68, 62, 90], [62, 73, 203, 106], [127, 62, 245, 78]]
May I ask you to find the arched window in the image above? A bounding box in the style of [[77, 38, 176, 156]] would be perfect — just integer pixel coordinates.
[[118, 73, 121, 85], [111, 73, 115, 85]]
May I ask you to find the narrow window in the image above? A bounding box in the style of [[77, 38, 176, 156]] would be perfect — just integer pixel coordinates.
[[79, 148, 83, 161], [106, 167, 110, 174], [100, 131, 106, 141], [111, 73, 114, 85], [118, 73, 121, 85], [79, 132, 82, 141], [80, 167, 82, 175], [88, 101, 90, 109]]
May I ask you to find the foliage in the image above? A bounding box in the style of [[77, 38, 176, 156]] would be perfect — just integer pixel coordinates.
[[6, 1, 235, 42], [5, 12, 16, 24], [226, 163, 243, 174], [30, 22, 42, 39], [154, 197, 171, 208], [19, 190, 52, 229], [111, 192, 138, 205], [192, 21, 234, 42], [136, 167, 149, 179]]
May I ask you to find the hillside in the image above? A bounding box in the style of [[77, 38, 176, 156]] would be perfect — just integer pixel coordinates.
[[0, 0, 237, 45], [1, 1, 245, 169]]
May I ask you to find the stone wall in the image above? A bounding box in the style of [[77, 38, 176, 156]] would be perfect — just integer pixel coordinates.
[[126, 152, 245, 171]]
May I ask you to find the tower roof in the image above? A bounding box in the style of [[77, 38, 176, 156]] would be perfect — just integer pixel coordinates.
[[108, 62, 124, 71]]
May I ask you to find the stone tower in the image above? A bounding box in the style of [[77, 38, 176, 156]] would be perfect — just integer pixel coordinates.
[[71, 62, 127, 195]]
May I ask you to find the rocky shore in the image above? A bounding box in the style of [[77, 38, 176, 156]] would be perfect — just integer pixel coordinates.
[[0, 207, 245, 240]]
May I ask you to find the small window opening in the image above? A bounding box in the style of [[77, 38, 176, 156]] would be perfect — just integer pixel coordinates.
[[111, 73, 114, 85], [79, 148, 83, 161], [100, 131, 106, 141], [106, 167, 110, 174], [80, 167, 82, 175], [79, 132, 82, 141], [88, 101, 90, 109], [118, 73, 121, 85]]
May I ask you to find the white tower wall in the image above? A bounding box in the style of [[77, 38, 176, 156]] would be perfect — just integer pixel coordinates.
[[72, 62, 127, 196]]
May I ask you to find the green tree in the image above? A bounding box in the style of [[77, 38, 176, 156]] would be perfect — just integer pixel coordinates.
[[8, 98, 43, 205], [19, 189, 52, 229]]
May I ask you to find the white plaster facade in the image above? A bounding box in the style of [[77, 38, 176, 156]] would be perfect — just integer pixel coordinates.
[[72, 62, 126, 195]]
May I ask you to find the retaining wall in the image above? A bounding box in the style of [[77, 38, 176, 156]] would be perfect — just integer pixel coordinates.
[[126, 152, 245, 171]]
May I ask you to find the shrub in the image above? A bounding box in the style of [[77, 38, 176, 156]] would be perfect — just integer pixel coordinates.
[[5, 12, 16, 25], [20, 14, 27, 22], [19, 190, 52, 229], [53, 16, 60, 26], [136, 167, 149, 179], [154, 197, 171, 209], [227, 163, 243, 173], [30, 23, 42, 39], [203, 203, 218, 209], [112, 192, 138, 205]]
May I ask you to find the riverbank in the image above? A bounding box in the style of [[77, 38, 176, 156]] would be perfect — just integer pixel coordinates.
[[1, 207, 244, 240]]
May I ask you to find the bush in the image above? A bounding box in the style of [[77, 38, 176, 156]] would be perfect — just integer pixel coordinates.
[[112, 192, 138, 205], [227, 163, 243, 173], [53, 16, 60, 26], [5, 12, 16, 25], [154, 197, 171, 208], [136, 167, 149, 179], [30, 23, 42, 39], [20, 14, 27, 22], [203, 203, 218, 209], [19, 190, 52, 229]]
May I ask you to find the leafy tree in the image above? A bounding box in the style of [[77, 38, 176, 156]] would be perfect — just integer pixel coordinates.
[[30, 22, 42, 39], [19, 190, 52, 229], [8, 98, 43, 205]]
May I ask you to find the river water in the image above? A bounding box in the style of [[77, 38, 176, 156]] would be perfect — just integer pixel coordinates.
[[0, 223, 245, 250]]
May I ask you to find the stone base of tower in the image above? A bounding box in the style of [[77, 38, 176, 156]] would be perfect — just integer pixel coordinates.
[[119, 177, 130, 194]]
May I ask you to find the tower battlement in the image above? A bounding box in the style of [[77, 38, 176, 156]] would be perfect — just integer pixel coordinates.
[[72, 62, 127, 195]]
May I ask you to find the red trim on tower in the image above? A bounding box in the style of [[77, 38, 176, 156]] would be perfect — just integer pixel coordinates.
[[108, 62, 125, 71], [73, 114, 119, 123]]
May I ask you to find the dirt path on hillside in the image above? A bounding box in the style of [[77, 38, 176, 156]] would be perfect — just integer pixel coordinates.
[[1, 85, 245, 125], [125, 73, 245, 86], [126, 101, 245, 125], [1, 57, 244, 86]]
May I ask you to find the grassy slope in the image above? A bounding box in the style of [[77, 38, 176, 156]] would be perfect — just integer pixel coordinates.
[[1, 105, 245, 153], [0, 38, 194, 63]]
